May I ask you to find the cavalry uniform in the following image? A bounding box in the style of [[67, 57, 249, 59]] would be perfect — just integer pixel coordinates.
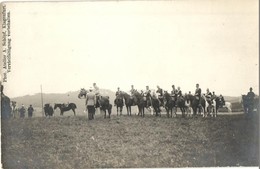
[[115, 89, 124, 106], [86, 89, 96, 120], [219, 95, 225, 106], [93, 85, 100, 108], [156, 87, 164, 106], [205, 92, 213, 105], [195, 87, 202, 106], [143, 89, 152, 108]]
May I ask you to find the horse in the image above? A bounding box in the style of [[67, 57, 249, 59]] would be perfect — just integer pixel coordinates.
[[163, 92, 176, 118], [44, 103, 54, 117], [99, 96, 112, 118], [120, 92, 134, 116], [215, 97, 232, 113], [132, 91, 145, 117], [202, 95, 217, 118], [150, 95, 161, 117], [54, 103, 77, 116], [78, 88, 88, 99], [176, 96, 186, 118], [114, 95, 124, 116], [242, 95, 252, 114], [190, 94, 206, 116]]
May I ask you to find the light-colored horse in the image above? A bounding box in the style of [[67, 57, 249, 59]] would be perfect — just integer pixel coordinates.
[[202, 94, 217, 117], [185, 100, 193, 117], [222, 102, 232, 112]]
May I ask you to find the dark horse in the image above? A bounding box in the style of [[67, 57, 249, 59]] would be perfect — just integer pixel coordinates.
[[163, 92, 176, 118], [132, 91, 145, 117], [190, 95, 206, 116], [150, 96, 161, 117], [241, 94, 257, 115], [120, 92, 134, 116], [44, 103, 54, 117], [54, 103, 77, 116], [176, 96, 187, 118], [99, 96, 112, 118], [114, 95, 124, 116]]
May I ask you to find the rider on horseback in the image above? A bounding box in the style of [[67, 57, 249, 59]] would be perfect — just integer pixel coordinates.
[[156, 85, 164, 106], [195, 83, 202, 105], [171, 85, 176, 97], [115, 87, 124, 106], [93, 83, 100, 108], [205, 88, 213, 105], [219, 94, 225, 107], [144, 86, 152, 108]]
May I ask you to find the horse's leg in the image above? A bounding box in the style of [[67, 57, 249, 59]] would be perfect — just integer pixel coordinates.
[[120, 106, 123, 115], [104, 110, 106, 119], [73, 109, 76, 116], [117, 106, 119, 116]]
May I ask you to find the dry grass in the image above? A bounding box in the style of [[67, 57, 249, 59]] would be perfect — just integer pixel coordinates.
[[1, 113, 259, 168]]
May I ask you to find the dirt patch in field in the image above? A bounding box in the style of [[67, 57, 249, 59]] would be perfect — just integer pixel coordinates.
[[1, 113, 259, 168]]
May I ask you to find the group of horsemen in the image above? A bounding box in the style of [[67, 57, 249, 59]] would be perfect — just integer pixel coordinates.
[[115, 83, 226, 108]]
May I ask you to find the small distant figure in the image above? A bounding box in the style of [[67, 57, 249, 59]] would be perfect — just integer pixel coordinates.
[[219, 94, 225, 106], [205, 88, 213, 105], [19, 104, 26, 118], [86, 87, 96, 120], [247, 87, 255, 114], [28, 105, 34, 118]]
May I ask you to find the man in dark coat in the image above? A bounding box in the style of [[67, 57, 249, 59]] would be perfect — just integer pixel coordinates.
[[247, 87, 255, 114], [28, 105, 34, 118], [195, 84, 202, 104], [19, 105, 26, 118]]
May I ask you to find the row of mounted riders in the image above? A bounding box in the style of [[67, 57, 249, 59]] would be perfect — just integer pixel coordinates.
[[42, 90, 259, 118], [112, 90, 229, 118]]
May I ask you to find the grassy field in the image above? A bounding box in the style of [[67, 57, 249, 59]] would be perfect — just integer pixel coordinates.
[[1, 112, 259, 168]]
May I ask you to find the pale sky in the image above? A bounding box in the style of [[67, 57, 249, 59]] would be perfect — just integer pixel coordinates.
[[1, 0, 259, 98]]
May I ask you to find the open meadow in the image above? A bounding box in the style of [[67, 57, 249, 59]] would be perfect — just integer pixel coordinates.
[[1, 111, 259, 168]]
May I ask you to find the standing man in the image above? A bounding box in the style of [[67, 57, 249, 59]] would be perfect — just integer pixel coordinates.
[[19, 105, 26, 118], [28, 105, 34, 118], [247, 87, 255, 114], [86, 87, 96, 120]]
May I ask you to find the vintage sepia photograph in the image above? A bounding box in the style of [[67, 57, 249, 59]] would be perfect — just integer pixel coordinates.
[[0, 0, 259, 168]]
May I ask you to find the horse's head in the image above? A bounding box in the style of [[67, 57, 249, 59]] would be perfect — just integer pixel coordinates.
[[54, 103, 58, 110]]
